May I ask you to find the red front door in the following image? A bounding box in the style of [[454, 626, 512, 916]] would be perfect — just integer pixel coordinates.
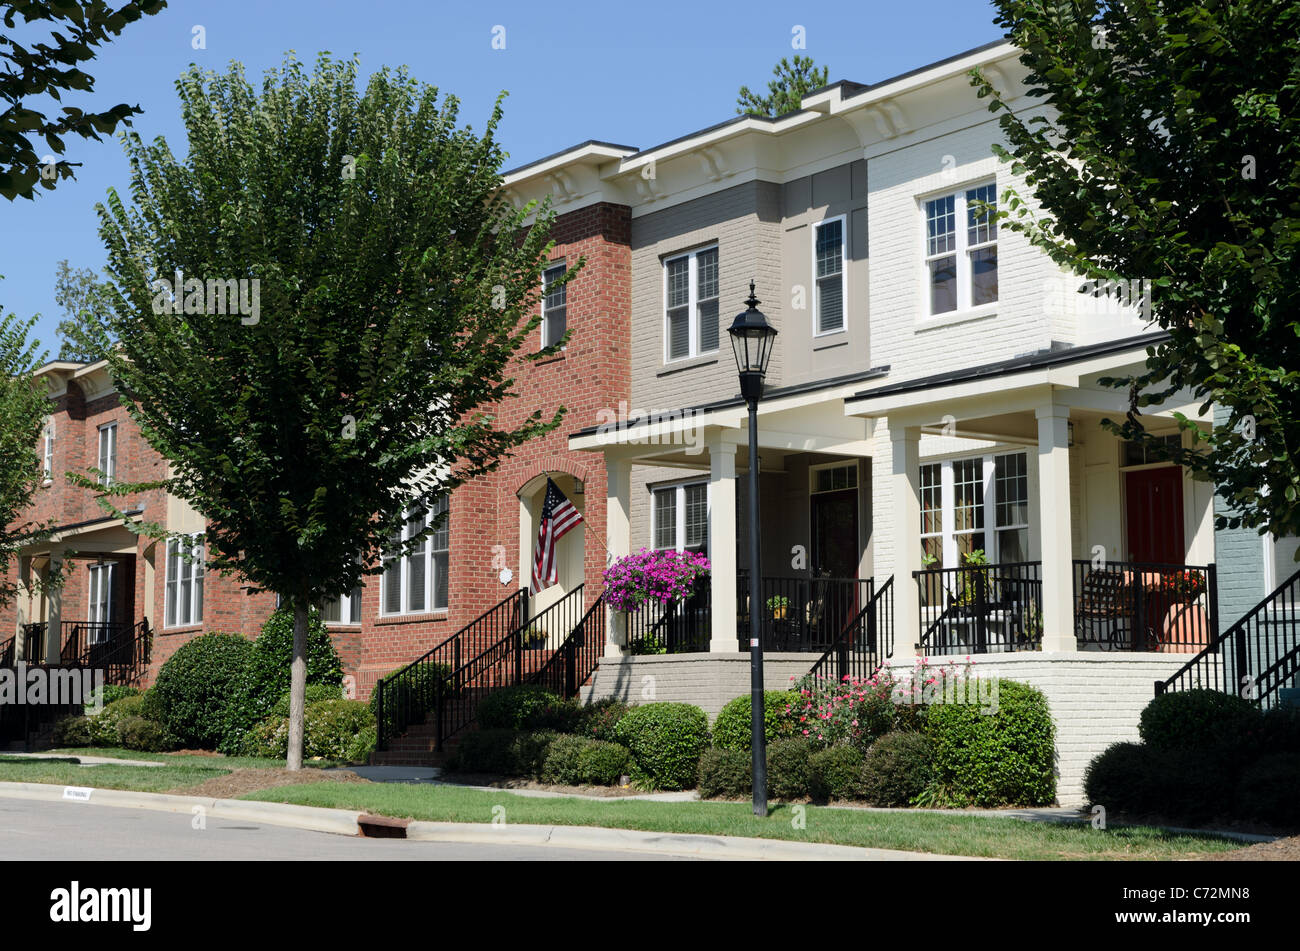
[[1125, 467, 1185, 564]]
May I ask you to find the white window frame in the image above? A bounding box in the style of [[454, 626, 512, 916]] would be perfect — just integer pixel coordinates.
[[164, 533, 204, 629], [42, 419, 54, 481], [812, 215, 847, 336], [97, 421, 118, 486], [919, 450, 1028, 567], [808, 459, 857, 495], [87, 561, 115, 639], [541, 260, 567, 350], [322, 585, 363, 625], [920, 180, 998, 318], [662, 245, 720, 363], [652, 480, 708, 553], [381, 496, 449, 616]]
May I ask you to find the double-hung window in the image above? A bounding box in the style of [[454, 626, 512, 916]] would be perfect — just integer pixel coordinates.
[[42, 420, 54, 480], [924, 182, 998, 316], [918, 451, 1027, 567], [322, 584, 363, 624], [664, 246, 719, 361], [652, 481, 708, 553], [542, 261, 567, 349], [814, 217, 846, 334], [382, 495, 449, 615], [164, 533, 204, 628], [87, 561, 116, 641], [97, 422, 117, 486]]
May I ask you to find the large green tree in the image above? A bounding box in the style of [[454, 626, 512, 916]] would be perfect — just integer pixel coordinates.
[[736, 55, 829, 117], [92, 54, 574, 768], [1, 0, 167, 200], [974, 0, 1300, 543], [53, 259, 114, 361]]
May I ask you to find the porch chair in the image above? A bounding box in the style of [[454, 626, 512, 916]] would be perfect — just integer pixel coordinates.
[[1074, 568, 1135, 648]]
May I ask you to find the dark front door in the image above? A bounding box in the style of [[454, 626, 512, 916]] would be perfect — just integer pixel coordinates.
[[1125, 467, 1185, 564], [811, 488, 860, 645]]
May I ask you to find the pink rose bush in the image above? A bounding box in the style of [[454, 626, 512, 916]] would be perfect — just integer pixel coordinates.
[[603, 548, 711, 613]]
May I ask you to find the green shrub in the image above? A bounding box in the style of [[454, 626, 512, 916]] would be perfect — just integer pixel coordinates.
[[1252, 705, 1300, 755], [449, 728, 530, 775], [579, 698, 629, 742], [238, 698, 372, 760], [346, 725, 377, 763], [540, 734, 591, 785], [476, 685, 572, 731], [150, 632, 252, 749], [1236, 753, 1300, 827], [117, 716, 178, 752], [925, 679, 1055, 807], [613, 702, 710, 790], [238, 716, 289, 759], [697, 747, 751, 799], [79, 695, 149, 747], [766, 737, 812, 800], [51, 715, 91, 747], [84, 684, 140, 710], [512, 731, 561, 779], [220, 609, 343, 753], [271, 683, 345, 718], [578, 740, 631, 785], [1083, 742, 1155, 814], [788, 673, 909, 749], [369, 662, 453, 737], [139, 688, 165, 722], [1138, 689, 1261, 753], [808, 745, 865, 803], [712, 691, 799, 752], [859, 731, 935, 806]]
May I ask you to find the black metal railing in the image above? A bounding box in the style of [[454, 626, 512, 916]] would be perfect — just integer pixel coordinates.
[[915, 561, 1043, 655], [738, 573, 874, 652], [807, 575, 895, 687], [0, 635, 13, 667], [21, 622, 46, 663], [375, 588, 525, 751], [624, 577, 711, 654], [12, 619, 150, 681], [1158, 568, 1300, 706], [531, 594, 606, 698], [1073, 561, 1217, 652]]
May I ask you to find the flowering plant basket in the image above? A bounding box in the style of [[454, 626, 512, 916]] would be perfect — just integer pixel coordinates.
[[1159, 570, 1205, 600], [603, 548, 710, 613]]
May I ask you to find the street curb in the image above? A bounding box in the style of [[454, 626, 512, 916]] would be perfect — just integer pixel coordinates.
[[0, 782, 362, 836], [403, 821, 990, 860]]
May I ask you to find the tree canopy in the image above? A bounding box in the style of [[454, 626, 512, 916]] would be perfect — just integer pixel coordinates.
[[53, 259, 114, 361], [736, 55, 829, 118]]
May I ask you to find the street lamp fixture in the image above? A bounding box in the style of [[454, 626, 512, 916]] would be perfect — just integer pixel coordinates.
[[727, 280, 777, 817]]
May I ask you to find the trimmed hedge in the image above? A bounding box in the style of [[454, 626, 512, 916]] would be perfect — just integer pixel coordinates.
[[766, 737, 812, 800], [1083, 742, 1153, 814], [117, 716, 178, 752], [925, 679, 1055, 807], [808, 745, 865, 803], [476, 685, 576, 732], [449, 729, 561, 778], [149, 632, 252, 749], [859, 731, 935, 806], [540, 735, 631, 786], [220, 609, 343, 753], [711, 691, 799, 752], [579, 698, 629, 742], [697, 747, 751, 799], [613, 702, 710, 790], [1139, 689, 1262, 754]]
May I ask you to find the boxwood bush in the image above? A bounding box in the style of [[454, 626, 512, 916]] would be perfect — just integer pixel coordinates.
[[925, 679, 1055, 807], [579, 739, 631, 785], [150, 632, 252, 748], [859, 731, 934, 806], [220, 609, 343, 753], [1083, 742, 1154, 814], [696, 747, 751, 799], [579, 698, 629, 742], [540, 734, 590, 784], [711, 691, 799, 752], [449, 728, 561, 777], [766, 737, 812, 800], [808, 745, 865, 803], [612, 702, 710, 790], [1139, 689, 1261, 754]]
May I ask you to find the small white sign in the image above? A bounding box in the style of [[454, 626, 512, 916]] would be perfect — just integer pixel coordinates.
[[62, 786, 93, 801], [750, 638, 759, 647]]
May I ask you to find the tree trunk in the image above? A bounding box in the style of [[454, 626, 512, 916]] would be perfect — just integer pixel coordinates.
[[286, 602, 309, 771]]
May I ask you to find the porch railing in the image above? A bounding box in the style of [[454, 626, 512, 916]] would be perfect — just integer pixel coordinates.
[[530, 593, 606, 698], [13, 620, 151, 681], [625, 579, 711, 654], [915, 561, 1043, 655], [1072, 560, 1217, 652], [1157, 568, 1300, 706], [807, 575, 895, 687], [0, 635, 13, 667], [738, 572, 874, 653]]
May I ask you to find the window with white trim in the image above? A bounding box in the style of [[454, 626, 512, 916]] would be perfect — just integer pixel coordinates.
[[382, 495, 449, 615], [164, 533, 204, 628], [919, 451, 1027, 567], [97, 421, 117, 486], [542, 261, 566, 349], [664, 246, 719, 361], [42, 420, 54, 479], [814, 217, 846, 334], [924, 182, 998, 316], [87, 561, 116, 640], [322, 584, 363, 624], [652, 481, 707, 552]]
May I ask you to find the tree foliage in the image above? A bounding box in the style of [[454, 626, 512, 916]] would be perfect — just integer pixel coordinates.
[[736, 55, 829, 118], [1, 0, 167, 201], [974, 0, 1300, 541], [53, 259, 114, 361]]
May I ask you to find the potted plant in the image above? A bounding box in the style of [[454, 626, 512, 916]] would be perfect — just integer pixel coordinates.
[[1158, 570, 1209, 652], [521, 626, 548, 650], [602, 548, 711, 614], [766, 594, 790, 620]]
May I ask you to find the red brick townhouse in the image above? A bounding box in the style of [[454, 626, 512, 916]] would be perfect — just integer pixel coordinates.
[[0, 146, 635, 699]]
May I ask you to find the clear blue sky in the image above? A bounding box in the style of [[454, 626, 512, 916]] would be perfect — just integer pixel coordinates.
[[0, 0, 1003, 356]]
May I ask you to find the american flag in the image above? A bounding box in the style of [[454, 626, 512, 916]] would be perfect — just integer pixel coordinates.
[[532, 478, 584, 591]]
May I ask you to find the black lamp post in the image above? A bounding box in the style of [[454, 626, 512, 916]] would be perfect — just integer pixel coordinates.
[[728, 281, 777, 817]]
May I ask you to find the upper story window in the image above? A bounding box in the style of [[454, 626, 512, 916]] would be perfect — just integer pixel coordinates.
[[42, 420, 54, 480], [924, 183, 998, 316], [97, 422, 117, 486], [814, 217, 846, 334], [653, 481, 707, 552], [322, 584, 363, 624], [919, 450, 1027, 567], [664, 246, 719, 362], [542, 261, 566, 349], [382, 495, 449, 615], [165, 533, 204, 628]]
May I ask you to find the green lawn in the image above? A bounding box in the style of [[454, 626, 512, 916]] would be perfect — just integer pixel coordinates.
[[0, 756, 230, 793], [241, 782, 1244, 861], [45, 747, 351, 770]]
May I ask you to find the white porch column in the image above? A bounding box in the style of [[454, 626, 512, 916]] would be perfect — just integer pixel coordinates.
[[604, 458, 632, 658], [13, 555, 29, 660], [45, 549, 63, 663], [1036, 403, 1076, 652], [708, 438, 739, 653], [890, 425, 922, 659]]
